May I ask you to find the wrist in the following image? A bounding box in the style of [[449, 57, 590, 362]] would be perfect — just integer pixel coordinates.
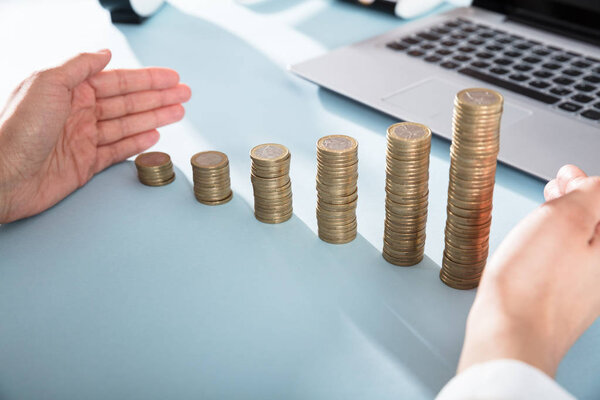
[[458, 294, 561, 377]]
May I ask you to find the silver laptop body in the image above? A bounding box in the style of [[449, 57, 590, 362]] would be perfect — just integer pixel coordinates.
[[291, 3, 600, 180]]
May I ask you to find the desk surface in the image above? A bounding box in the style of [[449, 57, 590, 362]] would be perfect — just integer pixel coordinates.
[[0, 1, 598, 399]]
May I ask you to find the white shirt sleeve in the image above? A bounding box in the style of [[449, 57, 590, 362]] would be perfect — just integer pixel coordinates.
[[436, 359, 575, 400]]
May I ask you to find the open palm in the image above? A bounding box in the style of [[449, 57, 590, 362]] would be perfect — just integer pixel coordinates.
[[0, 50, 190, 223]]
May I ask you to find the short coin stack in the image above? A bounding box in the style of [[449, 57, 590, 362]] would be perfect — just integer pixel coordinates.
[[135, 152, 175, 186], [250, 143, 293, 224], [383, 122, 431, 266], [441, 88, 503, 290], [191, 151, 233, 205], [316, 135, 359, 244]]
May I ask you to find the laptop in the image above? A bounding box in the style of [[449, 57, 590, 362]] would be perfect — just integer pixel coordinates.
[[291, 0, 600, 181]]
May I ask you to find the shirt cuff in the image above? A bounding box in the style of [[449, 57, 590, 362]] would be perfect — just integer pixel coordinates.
[[436, 359, 575, 400]]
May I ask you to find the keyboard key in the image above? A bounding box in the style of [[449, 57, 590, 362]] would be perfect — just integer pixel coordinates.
[[408, 50, 425, 57], [486, 45, 504, 52], [583, 75, 600, 84], [445, 20, 461, 28], [479, 32, 495, 39], [402, 37, 421, 45], [563, 69, 582, 77], [504, 51, 522, 58], [458, 46, 475, 53], [494, 58, 513, 66], [509, 74, 530, 82], [514, 43, 532, 50], [468, 39, 485, 46], [553, 77, 574, 85], [514, 64, 533, 72], [496, 37, 513, 44], [451, 33, 467, 40], [572, 60, 591, 69], [530, 80, 551, 89], [476, 52, 494, 59], [453, 55, 471, 62], [523, 57, 542, 64], [593, 66, 600, 74], [436, 49, 452, 56], [424, 55, 442, 63], [533, 70, 553, 79], [458, 67, 560, 104], [471, 61, 490, 69], [417, 32, 441, 41], [558, 102, 582, 112], [594, 102, 600, 109], [533, 48, 551, 56], [553, 54, 571, 62], [441, 40, 457, 47], [542, 63, 561, 70], [575, 83, 596, 92], [581, 109, 600, 120], [432, 27, 450, 35], [566, 51, 581, 57], [440, 61, 459, 69], [572, 94, 594, 103], [490, 67, 509, 75], [386, 42, 408, 51], [462, 26, 477, 33], [550, 87, 572, 96], [420, 43, 436, 50], [575, 83, 595, 92]]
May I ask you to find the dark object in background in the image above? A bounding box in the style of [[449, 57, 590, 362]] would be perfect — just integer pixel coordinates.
[[99, 0, 164, 24], [339, 0, 397, 14]]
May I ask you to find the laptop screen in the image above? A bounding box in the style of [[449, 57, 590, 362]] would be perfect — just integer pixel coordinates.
[[473, 0, 600, 45]]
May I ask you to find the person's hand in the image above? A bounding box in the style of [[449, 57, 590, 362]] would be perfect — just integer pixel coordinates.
[[457, 165, 600, 376], [0, 50, 191, 223]]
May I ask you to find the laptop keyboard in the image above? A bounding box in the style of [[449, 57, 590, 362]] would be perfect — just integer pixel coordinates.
[[385, 18, 600, 122]]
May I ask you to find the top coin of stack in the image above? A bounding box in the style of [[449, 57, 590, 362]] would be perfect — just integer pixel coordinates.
[[134, 151, 175, 186], [441, 88, 503, 290], [383, 122, 431, 266], [191, 151, 233, 205], [316, 135, 359, 244], [250, 143, 293, 224]]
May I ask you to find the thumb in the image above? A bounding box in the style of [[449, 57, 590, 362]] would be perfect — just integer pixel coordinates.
[[56, 49, 112, 89]]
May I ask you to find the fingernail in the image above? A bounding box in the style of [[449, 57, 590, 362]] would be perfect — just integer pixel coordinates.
[[98, 49, 111, 54]]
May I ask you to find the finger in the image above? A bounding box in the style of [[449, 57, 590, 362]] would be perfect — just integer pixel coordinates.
[[95, 84, 191, 120], [55, 49, 112, 89], [97, 104, 185, 145], [553, 177, 600, 239], [89, 67, 180, 98], [94, 129, 160, 173], [544, 179, 562, 201], [557, 164, 587, 195]]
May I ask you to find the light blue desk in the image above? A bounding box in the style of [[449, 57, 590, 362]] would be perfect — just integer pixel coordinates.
[[0, 1, 598, 399]]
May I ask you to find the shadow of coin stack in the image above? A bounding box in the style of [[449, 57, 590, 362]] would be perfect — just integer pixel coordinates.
[[190, 151, 233, 205], [316, 135, 359, 244], [135, 151, 175, 186], [250, 143, 293, 224], [441, 88, 503, 290], [383, 122, 431, 266]]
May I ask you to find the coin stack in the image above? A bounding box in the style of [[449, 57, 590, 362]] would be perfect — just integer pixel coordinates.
[[134, 151, 175, 186], [316, 135, 359, 244], [441, 88, 503, 290], [190, 151, 233, 205], [250, 143, 293, 224], [383, 122, 431, 266]]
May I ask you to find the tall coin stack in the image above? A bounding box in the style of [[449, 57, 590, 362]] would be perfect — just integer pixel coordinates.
[[135, 152, 175, 186], [250, 143, 293, 224], [316, 135, 359, 244], [441, 88, 503, 290], [383, 122, 431, 266], [191, 151, 233, 205]]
